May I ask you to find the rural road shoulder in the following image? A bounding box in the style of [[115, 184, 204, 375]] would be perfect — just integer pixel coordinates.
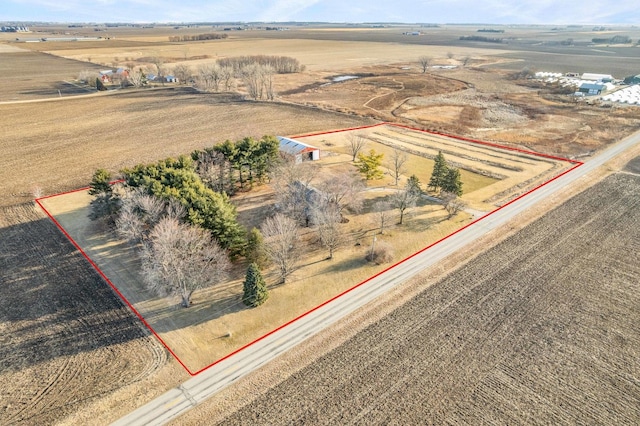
[[113, 129, 640, 426]]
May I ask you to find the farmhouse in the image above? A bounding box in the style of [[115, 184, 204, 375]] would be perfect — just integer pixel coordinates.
[[99, 70, 113, 82], [578, 82, 606, 95], [277, 136, 320, 163]]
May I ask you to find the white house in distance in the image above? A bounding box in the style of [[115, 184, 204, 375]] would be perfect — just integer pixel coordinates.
[[277, 136, 320, 163]]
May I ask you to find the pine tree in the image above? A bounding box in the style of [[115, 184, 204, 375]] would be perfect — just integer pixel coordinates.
[[89, 168, 119, 221], [242, 263, 268, 307], [406, 174, 423, 196], [96, 77, 107, 91], [246, 227, 267, 267], [442, 167, 463, 196], [428, 151, 448, 192], [89, 168, 112, 196]]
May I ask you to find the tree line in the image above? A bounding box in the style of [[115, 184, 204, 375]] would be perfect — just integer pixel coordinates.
[[168, 33, 228, 42]]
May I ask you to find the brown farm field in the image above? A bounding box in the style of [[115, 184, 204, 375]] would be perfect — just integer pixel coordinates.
[[185, 168, 640, 425], [2, 24, 640, 424], [0, 203, 181, 424]]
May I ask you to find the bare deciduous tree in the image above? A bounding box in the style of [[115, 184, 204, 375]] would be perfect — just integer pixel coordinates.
[[312, 202, 343, 259], [150, 56, 165, 85], [261, 213, 300, 284], [441, 191, 468, 218], [142, 217, 230, 307], [270, 157, 318, 224], [319, 171, 365, 216], [221, 65, 235, 91], [195, 149, 234, 194], [128, 68, 145, 87], [116, 188, 184, 243], [388, 148, 408, 186], [173, 64, 192, 85], [347, 133, 367, 162], [262, 64, 276, 100], [240, 63, 263, 100], [196, 63, 219, 91], [391, 186, 419, 225], [418, 55, 431, 73], [373, 200, 393, 235]]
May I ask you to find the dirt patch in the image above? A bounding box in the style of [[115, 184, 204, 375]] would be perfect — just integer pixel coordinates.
[[204, 171, 640, 425]]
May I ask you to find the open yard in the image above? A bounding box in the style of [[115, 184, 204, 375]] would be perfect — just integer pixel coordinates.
[[189, 166, 640, 425]]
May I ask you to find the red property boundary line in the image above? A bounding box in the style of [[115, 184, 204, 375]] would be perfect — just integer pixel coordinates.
[[35, 123, 582, 377]]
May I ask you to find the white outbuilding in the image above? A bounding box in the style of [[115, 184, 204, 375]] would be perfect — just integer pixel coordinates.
[[277, 136, 320, 163]]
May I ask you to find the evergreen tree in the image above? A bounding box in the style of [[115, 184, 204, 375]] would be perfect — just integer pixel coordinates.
[[96, 77, 107, 91], [355, 149, 384, 180], [89, 168, 112, 196], [442, 167, 463, 196], [406, 174, 423, 197], [242, 263, 268, 307], [428, 151, 449, 192], [89, 168, 119, 221], [246, 227, 267, 267]]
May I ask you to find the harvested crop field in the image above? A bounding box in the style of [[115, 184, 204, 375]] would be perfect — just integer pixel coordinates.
[[0, 48, 103, 101], [209, 170, 640, 425], [0, 88, 372, 208], [0, 203, 167, 424]]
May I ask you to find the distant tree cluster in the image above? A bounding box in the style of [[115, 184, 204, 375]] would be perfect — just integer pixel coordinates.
[[477, 29, 505, 33], [168, 33, 228, 42], [459, 35, 503, 43], [592, 35, 632, 44], [217, 55, 305, 74]]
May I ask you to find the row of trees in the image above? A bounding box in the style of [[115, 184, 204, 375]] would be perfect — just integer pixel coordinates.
[[217, 55, 305, 74], [192, 135, 280, 193], [168, 33, 228, 42]]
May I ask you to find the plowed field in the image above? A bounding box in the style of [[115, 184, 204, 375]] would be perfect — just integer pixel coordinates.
[[211, 170, 640, 425], [0, 204, 166, 425]]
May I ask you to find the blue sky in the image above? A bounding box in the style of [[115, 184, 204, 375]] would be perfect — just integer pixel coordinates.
[[2, 0, 639, 24]]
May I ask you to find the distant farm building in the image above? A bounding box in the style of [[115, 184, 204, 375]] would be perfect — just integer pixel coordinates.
[[623, 74, 640, 85], [578, 82, 606, 95], [581, 73, 614, 82], [277, 136, 320, 163], [99, 70, 113, 82], [165, 75, 178, 83]]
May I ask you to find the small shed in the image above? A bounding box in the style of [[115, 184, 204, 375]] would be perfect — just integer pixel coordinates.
[[277, 136, 320, 163], [579, 82, 606, 95], [165, 75, 178, 83]]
